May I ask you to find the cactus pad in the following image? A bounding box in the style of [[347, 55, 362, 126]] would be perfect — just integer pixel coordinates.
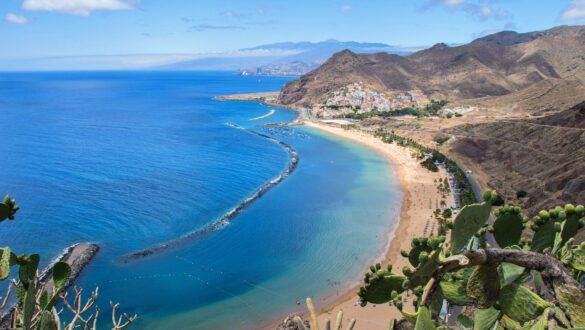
[[439, 280, 473, 306], [554, 282, 585, 327], [498, 283, 551, 323], [414, 307, 436, 330], [473, 307, 500, 330], [492, 205, 524, 248], [450, 202, 492, 254], [531, 211, 563, 252], [560, 204, 585, 245], [497, 262, 525, 288], [466, 264, 500, 308], [358, 269, 406, 305], [571, 242, 585, 272]]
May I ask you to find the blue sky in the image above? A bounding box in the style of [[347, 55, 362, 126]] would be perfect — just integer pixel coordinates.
[[1, 0, 585, 69]]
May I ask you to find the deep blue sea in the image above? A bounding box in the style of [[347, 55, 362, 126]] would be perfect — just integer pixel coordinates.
[[0, 71, 401, 329]]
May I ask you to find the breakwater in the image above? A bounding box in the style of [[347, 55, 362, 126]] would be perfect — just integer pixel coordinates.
[[250, 109, 276, 121], [117, 123, 299, 263]]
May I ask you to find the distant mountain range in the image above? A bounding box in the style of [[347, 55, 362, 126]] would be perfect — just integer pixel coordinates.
[[163, 39, 421, 75]]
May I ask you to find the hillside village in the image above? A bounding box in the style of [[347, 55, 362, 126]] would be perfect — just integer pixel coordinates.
[[316, 82, 431, 118]]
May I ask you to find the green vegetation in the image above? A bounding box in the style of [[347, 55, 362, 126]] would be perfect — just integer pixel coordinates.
[[421, 158, 439, 172], [433, 134, 451, 146], [358, 190, 585, 329], [334, 100, 447, 120], [373, 129, 477, 206], [0, 195, 136, 330]]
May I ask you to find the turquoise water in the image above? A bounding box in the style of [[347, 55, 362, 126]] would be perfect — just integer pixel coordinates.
[[0, 71, 401, 329]]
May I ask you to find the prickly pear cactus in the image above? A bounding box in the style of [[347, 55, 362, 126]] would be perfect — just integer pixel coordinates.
[[531, 208, 563, 252], [498, 282, 552, 324], [439, 280, 473, 306], [466, 264, 500, 308], [0, 194, 19, 221], [473, 307, 500, 330], [491, 205, 525, 248], [356, 192, 585, 330], [560, 204, 585, 245], [450, 198, 492, 254], [358, 265, 406, 306], [408, 237, 434, 268]]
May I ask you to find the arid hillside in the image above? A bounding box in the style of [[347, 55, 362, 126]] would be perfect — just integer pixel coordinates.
[[445, 101, 585, 215], [279, 25, 585, 109]]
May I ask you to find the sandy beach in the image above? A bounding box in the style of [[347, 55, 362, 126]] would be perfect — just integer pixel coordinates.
[[303, 121, 455, 329]]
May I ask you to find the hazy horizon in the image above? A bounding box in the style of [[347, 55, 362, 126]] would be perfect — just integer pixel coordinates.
[[2, 0, 585, 70]]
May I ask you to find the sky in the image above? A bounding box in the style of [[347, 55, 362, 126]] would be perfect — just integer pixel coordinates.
[[1, 0, 585, 69]]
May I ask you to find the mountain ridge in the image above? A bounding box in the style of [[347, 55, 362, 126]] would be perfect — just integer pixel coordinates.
[[279, 25, 585, 106]]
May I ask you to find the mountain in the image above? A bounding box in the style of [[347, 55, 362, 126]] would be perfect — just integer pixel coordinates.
[[446, 100, 585, 215], [279, 25, 585, 106], [164, 40, 419, 74]]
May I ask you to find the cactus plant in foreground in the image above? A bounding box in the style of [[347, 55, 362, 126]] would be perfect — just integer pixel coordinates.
[[358, 189, 585, 329], [0, 194, 137, 329]]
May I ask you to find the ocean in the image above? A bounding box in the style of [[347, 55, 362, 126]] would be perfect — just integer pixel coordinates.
[[0, 71, 402, 329]]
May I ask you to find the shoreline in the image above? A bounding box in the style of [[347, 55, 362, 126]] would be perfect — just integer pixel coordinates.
[[216, 93, 454, 329], [299, 121, 454, 329]]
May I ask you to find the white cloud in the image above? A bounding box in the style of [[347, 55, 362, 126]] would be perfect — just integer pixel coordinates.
[[341, 4, 353, 12], [5, 13, 29, 24], [22, 0, 139, 16], [561, 0, 585, 20], [438, 0, 465, 6], [480, 6, 492, 17]]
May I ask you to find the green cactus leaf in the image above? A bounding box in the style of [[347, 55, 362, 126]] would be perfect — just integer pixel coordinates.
[[410, 249, 443, 288], [531, 216, 560, 252], [23, 282, 36, 330], [533, 271, 544, 297], [52, 262, 71, 291], [527, 308, 550, 330], [0, 203, 9, 221], [361, 271, 406, 305], [498, 262, 525, 288], [559, 238, 575, 264], [554, 282, 585, 327], [39, 310, 58, 330], [457, 314, 473, 329], [493, 207, 524, 248], [39, 290, 48, 310], [451, 202, 492, 254], [572, 244, 585, 272], [499, 314, 522, 330], [430, 288, 444, 316], [499, 283, 551, 323], [440, 280, 473, 306], [15, 283, 26, 302], [553, 306, 571, 328], [467, 264, 500, 308], [561, 206, 582, 244], [0, 247, 11, 280], [415, 307, 436, 330], [473, 307, 500, 330], [401, 309, 418, 325], [409, 244, 433, 268], [19, 253, 40, 287]]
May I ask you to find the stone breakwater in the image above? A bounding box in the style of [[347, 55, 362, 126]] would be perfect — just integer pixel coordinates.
[[39, 243, 100, 293], [0, 243, 99, 327], [117, 123, 299, 263]]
